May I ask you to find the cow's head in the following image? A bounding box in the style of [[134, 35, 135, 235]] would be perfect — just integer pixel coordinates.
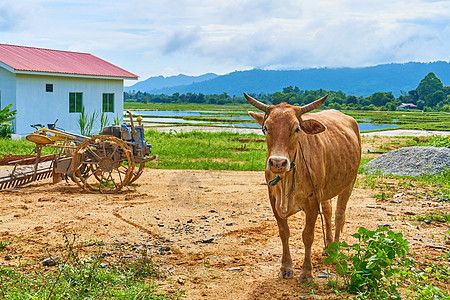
[[245, 93, 327, 175]]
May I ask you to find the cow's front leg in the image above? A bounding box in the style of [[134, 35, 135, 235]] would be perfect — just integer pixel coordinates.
[[270, 198, 293, 279], [299, 201, 319, 282]]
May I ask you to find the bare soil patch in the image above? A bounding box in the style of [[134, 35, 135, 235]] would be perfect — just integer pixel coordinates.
[[1, 165, 449, 298]]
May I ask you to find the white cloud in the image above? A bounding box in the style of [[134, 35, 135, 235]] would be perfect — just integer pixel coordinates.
[[1, 0, 450, 79]]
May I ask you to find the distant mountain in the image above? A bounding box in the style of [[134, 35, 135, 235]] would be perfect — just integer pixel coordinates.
[[125, 73, 218, 92], [127, 62, 450, 97]]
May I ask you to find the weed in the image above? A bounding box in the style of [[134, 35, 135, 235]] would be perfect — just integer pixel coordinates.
[[99, 111, 110, 134], [373, 191, 392, 201], [324, 226, 411, 299], [0, 233, 181, 299], [416, 210, 450, 223], [78, 106, 97, 136], [0, 239, 11, 250], [405, 262, 450, 299]]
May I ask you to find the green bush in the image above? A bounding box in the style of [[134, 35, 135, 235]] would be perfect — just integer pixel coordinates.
[[0, 104, 17, 138], [324, 226, 412, 299]]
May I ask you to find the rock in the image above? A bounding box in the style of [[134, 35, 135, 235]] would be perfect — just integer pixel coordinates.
[[226, 223, 233, 226], [202, 237, 214, 243], [322, 270, 335, 276], [428, 244, 447, 250], [175, 275, 188, 285], [424, 219, 432, 224], [390, 199, 402, 204], [228, 267, 241, 271], [159, 246, 171, 251], [43, 256, 60, 267], [99, 263, 109, 268], [379, 224, 391, 228]]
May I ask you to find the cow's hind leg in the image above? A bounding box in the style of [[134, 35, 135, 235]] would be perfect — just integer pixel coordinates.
[[334, 180, 355, 242], [270, 199, 293, 279], [320, 199, 333, 249]]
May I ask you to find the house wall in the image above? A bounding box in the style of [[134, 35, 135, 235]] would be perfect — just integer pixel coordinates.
[[15, 74, 124, 135], [0, 67, 17, 129]]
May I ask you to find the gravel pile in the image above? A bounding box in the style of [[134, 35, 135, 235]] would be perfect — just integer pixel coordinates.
[[364, 146, 450, 177]]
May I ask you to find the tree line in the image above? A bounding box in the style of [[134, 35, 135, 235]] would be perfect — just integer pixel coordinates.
[[124, 72, 450, 111]]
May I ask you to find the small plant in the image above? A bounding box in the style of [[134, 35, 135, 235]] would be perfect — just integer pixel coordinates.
[[78, 106, 97, 136], [424, 136, 450, 148], [373, 191, 392, 201], [114, 113, 122, 125], [416, 210, 450, 223], [0, 239, 11, 249], [0, 233, 175, 299], [99, 111, 110, 134], [324, 226, 412, 299]]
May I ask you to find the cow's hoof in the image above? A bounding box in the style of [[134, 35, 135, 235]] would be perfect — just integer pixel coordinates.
[[298, 275, 313, 283], [279, 270, 293, 279]]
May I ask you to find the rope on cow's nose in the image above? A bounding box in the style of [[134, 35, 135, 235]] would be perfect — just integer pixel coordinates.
[[268, 175, 283, 186]]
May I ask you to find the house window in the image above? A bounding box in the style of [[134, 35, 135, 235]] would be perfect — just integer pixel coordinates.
[[46, 84, 53, 92], [102, 93, 114, 113], [69, 92, 83, 113]]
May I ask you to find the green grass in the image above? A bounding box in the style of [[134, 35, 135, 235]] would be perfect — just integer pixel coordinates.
[[145, 129, 267, 171], [424, 135, 450, 148], [0, 235, 183, 299], [344, 110, 450, 132], [0, 138, 40, 156], [0, 131, 268, 171], [416, 210, 450, 223]]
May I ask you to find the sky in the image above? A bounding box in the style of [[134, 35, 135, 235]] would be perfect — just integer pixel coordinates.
[[1, 0, 450, 85]]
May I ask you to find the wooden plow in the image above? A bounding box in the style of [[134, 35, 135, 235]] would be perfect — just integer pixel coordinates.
[[0, 112, 157, 193]]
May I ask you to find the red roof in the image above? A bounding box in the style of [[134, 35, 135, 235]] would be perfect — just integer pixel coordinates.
[[0, 44, 138, 79]]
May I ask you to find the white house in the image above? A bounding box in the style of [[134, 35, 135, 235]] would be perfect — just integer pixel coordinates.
[[0, 44, 138, 135]]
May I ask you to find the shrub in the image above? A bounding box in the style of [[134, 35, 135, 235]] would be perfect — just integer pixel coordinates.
[[324, 226, 412, 299], [0, 104, 17, 138]]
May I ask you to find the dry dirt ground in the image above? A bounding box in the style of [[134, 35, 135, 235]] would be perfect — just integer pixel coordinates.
[[1, 137, 450, 299]]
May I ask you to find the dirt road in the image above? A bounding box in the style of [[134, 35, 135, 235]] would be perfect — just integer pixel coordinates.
[[1, 164, 449, 299]]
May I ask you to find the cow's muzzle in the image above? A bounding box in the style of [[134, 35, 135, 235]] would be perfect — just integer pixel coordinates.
[[267, 156, 290, 174]]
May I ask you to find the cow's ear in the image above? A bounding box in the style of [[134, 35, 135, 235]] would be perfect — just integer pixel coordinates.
[[248, 111, 265, 126], [300, 119, 326, 134]]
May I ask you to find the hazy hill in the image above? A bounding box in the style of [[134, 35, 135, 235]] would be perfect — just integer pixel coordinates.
[[125, 73, 218, 93], [126, 62, 450, 97]]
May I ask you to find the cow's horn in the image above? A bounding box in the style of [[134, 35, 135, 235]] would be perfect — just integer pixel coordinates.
[[244, 92, 269, 113], [300, 95, 328, 114]]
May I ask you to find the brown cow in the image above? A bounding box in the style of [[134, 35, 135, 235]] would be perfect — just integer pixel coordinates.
[[245, 92, 361, 282]]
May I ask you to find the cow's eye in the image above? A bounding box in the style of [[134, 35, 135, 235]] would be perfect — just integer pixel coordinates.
[[294, 127, 300, 133]]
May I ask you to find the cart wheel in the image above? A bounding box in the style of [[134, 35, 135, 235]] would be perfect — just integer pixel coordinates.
[[71, 135, 135, 193], [128, 162, 146, 185]]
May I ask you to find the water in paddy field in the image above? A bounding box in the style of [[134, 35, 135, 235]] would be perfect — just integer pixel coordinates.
[[127, 110, 399, 132]]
